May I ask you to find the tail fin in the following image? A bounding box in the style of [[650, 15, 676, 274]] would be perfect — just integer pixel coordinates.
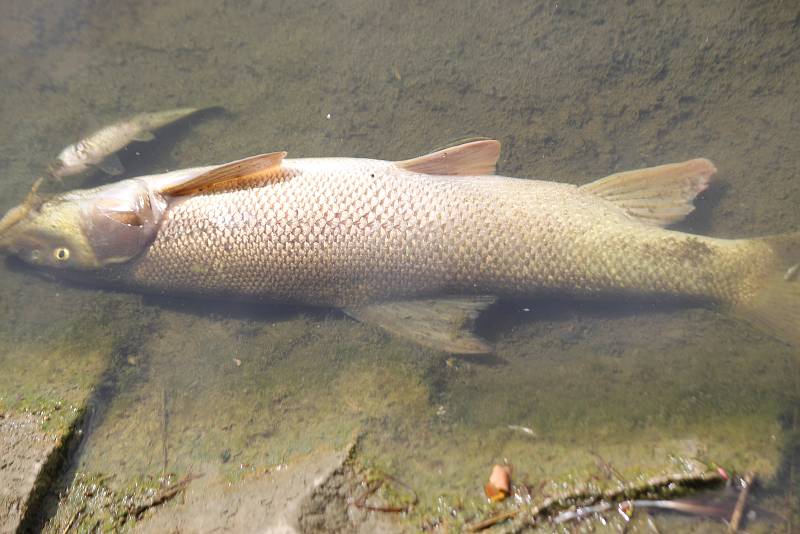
[[735, 232, 800, 348]]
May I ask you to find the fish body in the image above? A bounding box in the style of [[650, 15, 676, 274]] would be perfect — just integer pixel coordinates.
[[49, 108, 204, 179], [120, 159, 749, 306], [1, 141, 798, 352]]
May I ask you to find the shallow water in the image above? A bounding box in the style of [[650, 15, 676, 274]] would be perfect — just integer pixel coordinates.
[[1, 1, 799, 532]]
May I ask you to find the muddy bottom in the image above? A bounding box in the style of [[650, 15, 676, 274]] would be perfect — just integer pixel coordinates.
[[1, 0, 799, 532]]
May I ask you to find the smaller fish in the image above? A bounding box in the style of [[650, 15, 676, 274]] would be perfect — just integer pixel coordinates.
[[48, 108, 209, 180]]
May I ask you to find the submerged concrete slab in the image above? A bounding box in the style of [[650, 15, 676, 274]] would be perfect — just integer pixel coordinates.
[[135, 451, 348, 533], [0, 413, 58, 534], [44, 442, 409, 533]]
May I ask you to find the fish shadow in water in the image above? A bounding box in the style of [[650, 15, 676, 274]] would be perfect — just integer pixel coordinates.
[[141, 292, 328, 326], [148, 294, 696, 365], [4, 256, 699, 362], [476, 296, 693, 356], [676, 180, 726, 236]]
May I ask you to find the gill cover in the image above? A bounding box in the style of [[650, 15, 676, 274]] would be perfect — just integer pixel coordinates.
[[83, 152, 285, 264], [81, 179, 168, 265]]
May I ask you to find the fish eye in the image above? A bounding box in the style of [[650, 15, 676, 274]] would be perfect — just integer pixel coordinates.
[[53, 247, 70, 262]]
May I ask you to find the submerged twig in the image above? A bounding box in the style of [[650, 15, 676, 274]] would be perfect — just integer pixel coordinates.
[[61, 504, 85, 534], [161, 387, 169, 476], [634, 499, 730, 518], [130, 472, 200, 519], [467, 469, 726, 531], [352, 473, 418, 513], [469, 510, 518, 531], [591, 451, 626, 483], [552, 498, 731, 526], [789, 406, 798, 534], [728, 472, 755, 532], [646, 515, 662, 533]]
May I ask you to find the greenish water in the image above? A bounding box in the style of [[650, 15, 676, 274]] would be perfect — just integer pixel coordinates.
[[1, 1, 799, 532]]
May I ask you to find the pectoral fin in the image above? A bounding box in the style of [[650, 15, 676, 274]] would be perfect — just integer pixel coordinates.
[[132, 131, 156, 142], [344, 296, 495, 354], [95, 154, 124, 175], [395, 139, 501, 176], [159, 151, 286, 196], [579, 158, 717, 227]]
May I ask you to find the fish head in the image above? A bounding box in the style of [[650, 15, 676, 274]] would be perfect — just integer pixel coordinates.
[[0, 178, 167, 271], [48, 141, 93, 179]]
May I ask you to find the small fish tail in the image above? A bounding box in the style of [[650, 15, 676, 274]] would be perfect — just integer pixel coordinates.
[[140, 107, 204, 129], [735, 232, 800, 348]]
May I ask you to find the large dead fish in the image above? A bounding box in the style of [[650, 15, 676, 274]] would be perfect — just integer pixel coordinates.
[[1, 140, 798, 353], [48, 108, 206, 180]]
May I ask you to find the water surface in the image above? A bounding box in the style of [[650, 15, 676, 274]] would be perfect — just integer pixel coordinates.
[[1, 1, 799, 531]]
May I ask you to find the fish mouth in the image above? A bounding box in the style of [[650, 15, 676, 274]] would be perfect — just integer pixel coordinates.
[[46, 161, 65, 179], [0, 205, 26, 252]]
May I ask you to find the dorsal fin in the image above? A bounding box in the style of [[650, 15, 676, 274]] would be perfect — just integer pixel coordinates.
[[579, 158, 717, 227], [159, 152, 286, 196], [395, 139, 501, 176]]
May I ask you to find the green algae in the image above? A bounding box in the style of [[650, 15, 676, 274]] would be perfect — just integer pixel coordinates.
[[0, 302, 110, 438], [43, 472, 186, 533], [73, 311, 426, 477], [51, 303, 796, 531], [0, 277, 155, 431]]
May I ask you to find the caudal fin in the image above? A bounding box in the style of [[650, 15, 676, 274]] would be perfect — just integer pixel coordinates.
[[735, 232, 800, 348]]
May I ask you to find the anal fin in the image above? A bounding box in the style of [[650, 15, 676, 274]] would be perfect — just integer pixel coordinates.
[[579, 158, 717, 227], [344, 296, 495, 354]]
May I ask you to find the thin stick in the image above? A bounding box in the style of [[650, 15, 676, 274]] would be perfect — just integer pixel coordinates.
[[130, 473, 200, 519], [61, 504, 85, 534], [469, 510, 519, 531], [590, 451, 626, 483], [161, 387, 169, 476], [789, 406, 798, 534], [646, 514, 662, 534], [467, 469, 726, 531], [728, 472, 754, 532], [352, 474, 418, 513]]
